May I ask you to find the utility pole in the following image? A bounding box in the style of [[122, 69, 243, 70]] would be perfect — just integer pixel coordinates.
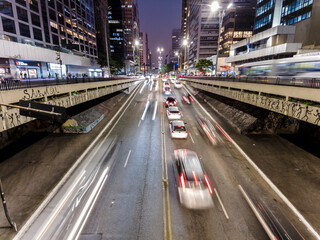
[[56, 51, 62, 79], [0, 179, 17, 231]]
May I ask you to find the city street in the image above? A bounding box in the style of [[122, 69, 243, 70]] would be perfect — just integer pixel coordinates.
[[11, 79, 317, 240]]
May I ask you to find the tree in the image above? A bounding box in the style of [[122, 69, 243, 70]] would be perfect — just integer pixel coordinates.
[[195, 59, 214, 74], [162, 62, 175, 74], [97, 54, 123, 74]]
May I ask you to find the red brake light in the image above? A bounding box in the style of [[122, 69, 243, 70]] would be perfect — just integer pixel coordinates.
[[189, 96, 194, 102], [172, 131, 174, 133], [169, 89, 172, 92], [173, 101, 176, 105], [180, 173, 186, 191], [166, 101, 169, 104], [192, 171, 199, 186], [168, 112, 171, 115], [186, 131, 188, 134], [182, 96, 187, 102], [204, 174, 213, 194]]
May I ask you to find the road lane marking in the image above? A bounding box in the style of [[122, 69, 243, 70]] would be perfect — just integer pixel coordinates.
[[139, 81, 146, 94], [184, 85, 320, 239], [124, 150, 132, 168], [141, 100, 150, 120], [35, 171, 86, 240], [14, 82, 143, 240], [71, 167, 109, 240], [138, 120, 142, 127], [152, 101, 158, 120], [214, 188, 229, 220], [150, 80, 154, 91], [189, 132, 195, 143], [134, 102, 137, 107]]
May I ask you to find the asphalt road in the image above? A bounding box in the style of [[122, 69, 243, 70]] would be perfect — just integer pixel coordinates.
[[15, 79, 316, 240]]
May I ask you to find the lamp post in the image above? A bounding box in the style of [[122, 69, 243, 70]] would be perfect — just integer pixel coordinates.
[[157, 47, 164, 73], [133, 39, 140, 75], [174, 51, 180, 73], [210, 1, 232, 77], [182, 39, 188, 75]]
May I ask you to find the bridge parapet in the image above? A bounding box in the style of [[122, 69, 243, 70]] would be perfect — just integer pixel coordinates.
[[0, 79, 139, 132], [184, 78, 320, 127]]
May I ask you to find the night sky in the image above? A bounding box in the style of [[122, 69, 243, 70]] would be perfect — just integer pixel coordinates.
[[138, 0, 182, 64]]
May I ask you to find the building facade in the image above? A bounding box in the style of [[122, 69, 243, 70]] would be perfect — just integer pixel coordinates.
[[139, 32, 150, 74], [0, 0, 102, 79], [219, 0, 256, 56], [171, 28, 181, 66]]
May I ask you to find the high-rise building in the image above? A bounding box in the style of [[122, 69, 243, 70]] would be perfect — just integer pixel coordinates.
[[219, 0, 256, 56], [121, 0, 140, 73], [108, 0, 126, 65], [171, 28, 181, 66], [94, 0, 109, 58], [139, 32, 149, 74], [0, 0, 102, 79]]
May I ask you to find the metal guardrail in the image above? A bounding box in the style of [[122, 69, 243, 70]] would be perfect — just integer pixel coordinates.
[[185, 76, 320, 89], [0, 76, 136, 91]]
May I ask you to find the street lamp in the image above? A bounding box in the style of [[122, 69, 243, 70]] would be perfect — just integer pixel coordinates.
[[210, 1, 233, 77], [157, 47, 164, 73], [133, 39, 140, 75], [174, 51, 180, 72], [182, 39, 188, 75]]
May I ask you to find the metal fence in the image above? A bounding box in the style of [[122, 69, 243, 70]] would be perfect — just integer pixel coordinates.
[[185, 76, 320, 89], [0, 76, 136, 91]]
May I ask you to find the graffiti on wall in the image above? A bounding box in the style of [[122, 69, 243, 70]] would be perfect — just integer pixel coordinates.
[[22, 86, 60, 100], [194, 83, 320, 126]]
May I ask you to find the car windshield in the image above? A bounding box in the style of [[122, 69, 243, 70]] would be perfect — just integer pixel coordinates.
[[174, 125, 186, 131], [167, 97, 175, 102]]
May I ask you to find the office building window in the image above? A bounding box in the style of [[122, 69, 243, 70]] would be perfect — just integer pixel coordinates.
[[0, 1, 13, 17], [2, 17, 16, 34], [19, 22, 30, 37], [15, 0, 26, 7], [57, 2, 63, 13], [52, 34, 59, 45], [64, 0, 69, 7], [29, 0, 39, 12], [48, 0, 55, 9], [31, 13, 41, 27], [49, 9, 56, 21], [17, 6, 28, 22], [33, 27, 42, 40]]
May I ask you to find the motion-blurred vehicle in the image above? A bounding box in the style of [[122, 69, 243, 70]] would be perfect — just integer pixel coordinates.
[[169, 121, 188, 139], [173, 149, 214, 209], [164, 82, 170, 87], [167, 106, 182, 120], [181, 91, 194, 104], [196, 116, 218, 145], [162, 78, 168, 82], [170, 78, 176, 84], [165, 96, 177, 108], [163, 87, 172, 95], [174, 81, 182, 88]]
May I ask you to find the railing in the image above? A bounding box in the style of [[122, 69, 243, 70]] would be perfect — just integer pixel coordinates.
[[0, 76, 136, 91], [184, 76, 320, 89]]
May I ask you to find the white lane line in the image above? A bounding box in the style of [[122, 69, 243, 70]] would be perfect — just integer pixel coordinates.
[[139, 81, 146, 94], [13, 82, 142, 240], [155, 81, 159, 91], [152, 101, 158, 120], [71, 167, 109, 240], [214, 188, 229, 220], [138, 120, 142, 127], [34, 170, 86, 240], [150, 80, 154, 91], [134, 102, 137, 107], [184, 85, 320, 239], [124, 150, 132, 168], [189, 132, 195, 143], [141, 100, 150, 120]]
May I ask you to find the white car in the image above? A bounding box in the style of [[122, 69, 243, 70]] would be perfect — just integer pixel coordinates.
[[162, 78, 168, 82], [169, 121, 188, 139], [167, 107, 181, 120], [174, 81, 183, 88], [164, 82, 170, 87]]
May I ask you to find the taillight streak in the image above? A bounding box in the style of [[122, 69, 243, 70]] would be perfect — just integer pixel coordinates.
[[216, 124, 232, 142], [204, 174, 213, 194], [192, 171, 199, 186], [180, 173, 186, 192]]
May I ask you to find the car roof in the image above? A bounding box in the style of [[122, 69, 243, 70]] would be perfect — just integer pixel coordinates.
[[172, 120, 184, 126], [168, 107, 179, 112], [175, 149, 204, 181]]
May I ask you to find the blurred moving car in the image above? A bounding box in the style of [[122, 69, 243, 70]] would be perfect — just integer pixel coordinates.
[[174, 81, 183, 88], [173, 149, 214, 209], [165, 96, 177, 108], [196, 115, 218, 145], [169, 121, 188, 139], [167, 106, 182, 120], [162, 78, 168, 82], [181, 91, 194, 104], [163, 87, 172, 95], [164, 82, 170, 87]]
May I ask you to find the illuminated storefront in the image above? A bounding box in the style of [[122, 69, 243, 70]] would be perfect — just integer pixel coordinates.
[[15, 60, 41, 79], [0, 58, 12, 79], [48, 63, 67, 78]]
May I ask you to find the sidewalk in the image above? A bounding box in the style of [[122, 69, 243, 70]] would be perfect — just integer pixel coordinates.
[[0, 92, 129, 239]]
